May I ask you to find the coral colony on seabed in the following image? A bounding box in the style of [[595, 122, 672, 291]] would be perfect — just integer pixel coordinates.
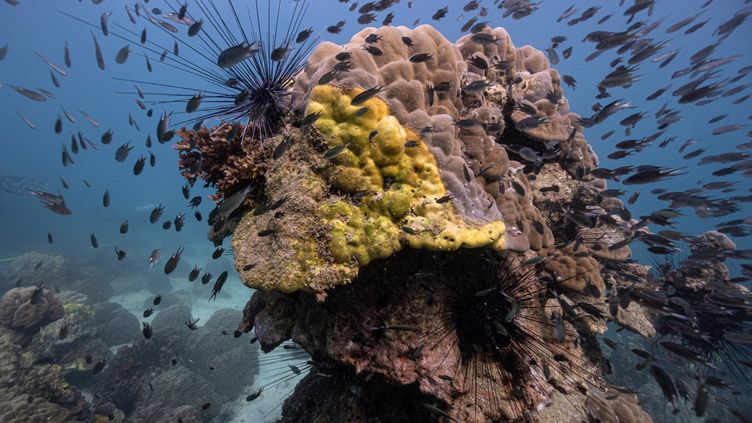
[[0, 0, 751, 422]]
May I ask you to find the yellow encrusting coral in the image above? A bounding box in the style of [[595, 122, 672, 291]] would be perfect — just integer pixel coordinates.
[[232, 85, 508, 294], [307, 85, 506, 268]]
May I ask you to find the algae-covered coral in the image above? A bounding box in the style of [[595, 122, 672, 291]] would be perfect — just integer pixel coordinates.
[[174, 21, 657, 422], [231, 84, 506, 293]]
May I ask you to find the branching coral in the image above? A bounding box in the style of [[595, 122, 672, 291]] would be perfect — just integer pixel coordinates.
[[175, 124, 266, 202]]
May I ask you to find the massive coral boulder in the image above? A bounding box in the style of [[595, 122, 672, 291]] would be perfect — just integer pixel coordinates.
[[0, 286, 64, 346]]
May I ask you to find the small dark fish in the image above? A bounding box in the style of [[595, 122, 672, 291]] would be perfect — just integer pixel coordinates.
[[150, 204, 165, 224], [17, 111, 36, 129], [650, 365, 677, 406], [351, 85, 384, 106], [300, 111, 322, 126], [212, 247, 224, 260], [157, 111, 172, 142], [186, 93, 203, 113], [217, 184, 254, 220], [102, 189, 110, 207], [511, 179, 526, 196], [432, 6, 448, 20], [115, 142, 133, 162], [64, 42, 71, 67], [90, 234, 99, 248], [409, 53, 432, 63], [189, 266, 201, 282], [50, 71, 60, 88], [91, 31, 105, 70], [174, 212, 185, 232], [551, 312, 565, 343], [120, 220, 129, 234], [164, 247, 184, 275], [133, 156, 146, 175], [246, 387, 263, 402], [201, 273, 212, 285], [436, 194, 452, 204], [401, 36, 413, 47], [101, 129, 113, 145], [186, 315, 200, 330], [47, 233, 53, 244], [162, 220, 172, 230], [153, 295, 162, 306], [713, 124, 746, 135], [273, 137, 293, 159], [209, 271, 228, 301], [325, 144, 348, 160], [296, 27, 313, 43], [627, 190, 640, 205], [646, 85, 670, 101], [115, 247, 126, 261], [30, 284, 44, 304], [115, 45, 130, 64], [142, 322, 153, 339], [464, 79, 492, 92], [149, 151, 156, 167], [271, 45, 291, 62], [188, 19, 203, 37], [562, 75, 577, 89], [217, 41, 262, 68]]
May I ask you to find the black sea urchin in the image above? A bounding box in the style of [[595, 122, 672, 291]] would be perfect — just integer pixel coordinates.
[[418, 250, 605, 421], [171, 0, 317, 139], [66, 0, 316, 141]]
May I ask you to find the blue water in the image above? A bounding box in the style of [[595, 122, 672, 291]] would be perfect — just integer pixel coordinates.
[[0, 1, 750, 422]]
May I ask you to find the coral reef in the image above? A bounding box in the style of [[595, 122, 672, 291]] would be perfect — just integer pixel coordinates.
[[175, 23, 654, 422], [0, 286, 64, 346], [0, 330, 91, 421], [94, 307, 259, 418]]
